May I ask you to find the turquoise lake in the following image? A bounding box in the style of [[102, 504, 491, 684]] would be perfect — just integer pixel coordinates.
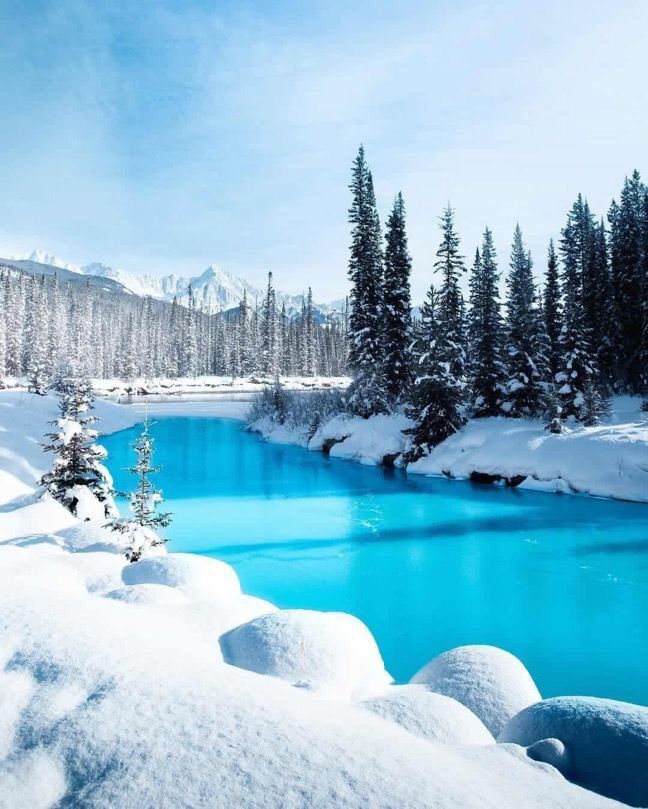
[[103, 416, 648, 705]]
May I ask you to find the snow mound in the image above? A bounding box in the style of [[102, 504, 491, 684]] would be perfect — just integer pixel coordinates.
[[361, 685, 494, 745], [411, 645, 541, 736], [526, 737, 571, 775], [309, 413, 410, 465], [499, 696, 648, 806], [122, 553, 240, 601], [220, 609, 392, 699], [104, 583, 189, 606], [180, 596, 276, 645]]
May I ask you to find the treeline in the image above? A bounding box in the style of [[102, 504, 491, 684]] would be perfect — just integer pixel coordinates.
[[0, 268, 349, 386], [346, 146, 647, 457]]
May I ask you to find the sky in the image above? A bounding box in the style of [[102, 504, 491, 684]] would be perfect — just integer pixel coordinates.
[[1, 0, 647, 302]]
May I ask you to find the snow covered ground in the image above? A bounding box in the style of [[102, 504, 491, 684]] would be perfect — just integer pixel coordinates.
[[1, 390, 648, 807], [254, 396, 648, 503]]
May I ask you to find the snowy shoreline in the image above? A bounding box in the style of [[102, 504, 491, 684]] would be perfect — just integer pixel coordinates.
[[249, 396, 648, 504], [1, 390, 648, 806]]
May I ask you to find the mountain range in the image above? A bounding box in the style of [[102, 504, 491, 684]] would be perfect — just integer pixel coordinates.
[[0, 251, 345, 317]]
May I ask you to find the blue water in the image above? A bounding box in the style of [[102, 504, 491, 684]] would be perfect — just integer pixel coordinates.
[[103, 416, 648, 705]]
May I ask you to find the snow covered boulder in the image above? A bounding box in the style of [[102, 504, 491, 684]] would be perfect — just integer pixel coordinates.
[[499, 696, 648, 807], [121, 553, 240, 601], [361, 685, 494, 745], [526, 738, 570, 775], [410, 645, 541, 736], [220, 609, 392, 699]]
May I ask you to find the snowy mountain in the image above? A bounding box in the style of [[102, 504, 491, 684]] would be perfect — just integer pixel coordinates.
[[9, 250, 344, 317]]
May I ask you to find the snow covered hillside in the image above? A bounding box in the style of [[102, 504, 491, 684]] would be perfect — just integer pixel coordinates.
[[251, 396, 648, 503], [5, 250, 342, 316], [2, 389, 646, 807]]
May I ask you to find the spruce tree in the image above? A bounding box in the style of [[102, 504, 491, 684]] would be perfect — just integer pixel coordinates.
[[557, 200, 600, 420], [40, 377, 116, 520], [382, 192, 412, 403], [346, 146, 388, 416], [406, 206, 466, 460], [543, 239, 562, 380], [109, 421, 171, 562], [467, 229, 506, 416], [502, 226, 549, 417]]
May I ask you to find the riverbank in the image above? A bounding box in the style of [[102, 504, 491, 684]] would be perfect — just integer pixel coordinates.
[[1, 390, 647, 807], [250, 395, 648, 504]]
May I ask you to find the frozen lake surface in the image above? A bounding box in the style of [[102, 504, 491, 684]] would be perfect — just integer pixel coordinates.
[[104, 416, 648, 704]]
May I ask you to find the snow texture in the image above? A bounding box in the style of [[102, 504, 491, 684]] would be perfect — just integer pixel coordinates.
[[360, 685, 495, 745], [220, 609, 393, 700], [411, 645, 542, 737], [122, 553, 241, 601], [499, 696, 648, 806]]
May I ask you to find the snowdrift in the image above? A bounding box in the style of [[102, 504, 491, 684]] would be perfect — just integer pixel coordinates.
[[411, 645, 542, 737], [499, 696, 648, 807]]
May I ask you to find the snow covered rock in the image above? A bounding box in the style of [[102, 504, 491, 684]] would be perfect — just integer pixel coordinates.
[[410, 645, 541, 736], [105, 583, 189, 606], [122, 552, 240, 601], [361, 685, 494, 745], [180, 596, 276, 644], [499, 696, 648, 806], [309, 413, 411, 466], [220, 609, 392, 699], [526, 737, 571, 775]]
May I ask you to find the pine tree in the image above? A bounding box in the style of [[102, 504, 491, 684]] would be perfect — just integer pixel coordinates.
[[40, 378, 116, 520], [543, 239, 562, 380], [303, 287, 316, 376], [109, 421, 171, 562], [382, 192, 412, 403], [467, 229, 506, 416], [260, 272, 278, 376], [557, 200, 601, 420], [502, 225, 549, 417], [346, 146, 388, 416], [406, 206, 466, 460], [609, 171, 645, 391]]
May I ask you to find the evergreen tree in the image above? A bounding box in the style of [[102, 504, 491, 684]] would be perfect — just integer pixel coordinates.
[[346, 146, 388, 416], [406, 206, 466, 460], [260, 272, 278, 376], [557, 200, 600, 419], [109, 421, 171, 563], [40, 378, 116, 520], [543, 239, 562, 380], [382, 192, 412, 402], [502, 225, 549, 417], [467, 229, 506, 416]]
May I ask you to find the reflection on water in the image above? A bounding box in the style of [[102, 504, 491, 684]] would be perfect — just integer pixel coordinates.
[[104, 417, 648, 705]]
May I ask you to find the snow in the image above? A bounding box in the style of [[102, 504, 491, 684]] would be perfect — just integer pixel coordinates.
[[250, 395, 648, 503], [411, 645, 542, 737], [360, 685, 495, 745], [499, 696, 648, 806], [220, 609, 393, 700], [0, 388, 640, 806], [122, 553, 241, 601], [309, 412, 411, 465]]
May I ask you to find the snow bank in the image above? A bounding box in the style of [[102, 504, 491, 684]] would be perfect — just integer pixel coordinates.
[[361, 685, 494, 745], [499, 696, 648, 806], [411, 645, 541, 737], [408, 414, 648, 503], [104, 583, 190, 606], [122, 553, 241, 601], [220, 609, 393, 700], [310, 412, 411, 465]]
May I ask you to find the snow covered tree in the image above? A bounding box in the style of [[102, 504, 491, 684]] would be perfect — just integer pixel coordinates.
[[467, 229, 506, 416], [303, 287, 317, 377], [557, 200, 601, 420], [543, 239, 562, 380], [346, 146, 388, 416], [260, 272, 278, 376], [109, 421, 171, 562], [382, 192, 412, 403], [501, 225, 549, 417], [580, 382, 609, 426], [406, 206, 466, 460], [608, 171, 646, 391], [40, 377, 116, 520]]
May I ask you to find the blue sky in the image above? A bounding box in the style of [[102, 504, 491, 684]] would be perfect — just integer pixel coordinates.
[[1, 0, 646, 301]]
